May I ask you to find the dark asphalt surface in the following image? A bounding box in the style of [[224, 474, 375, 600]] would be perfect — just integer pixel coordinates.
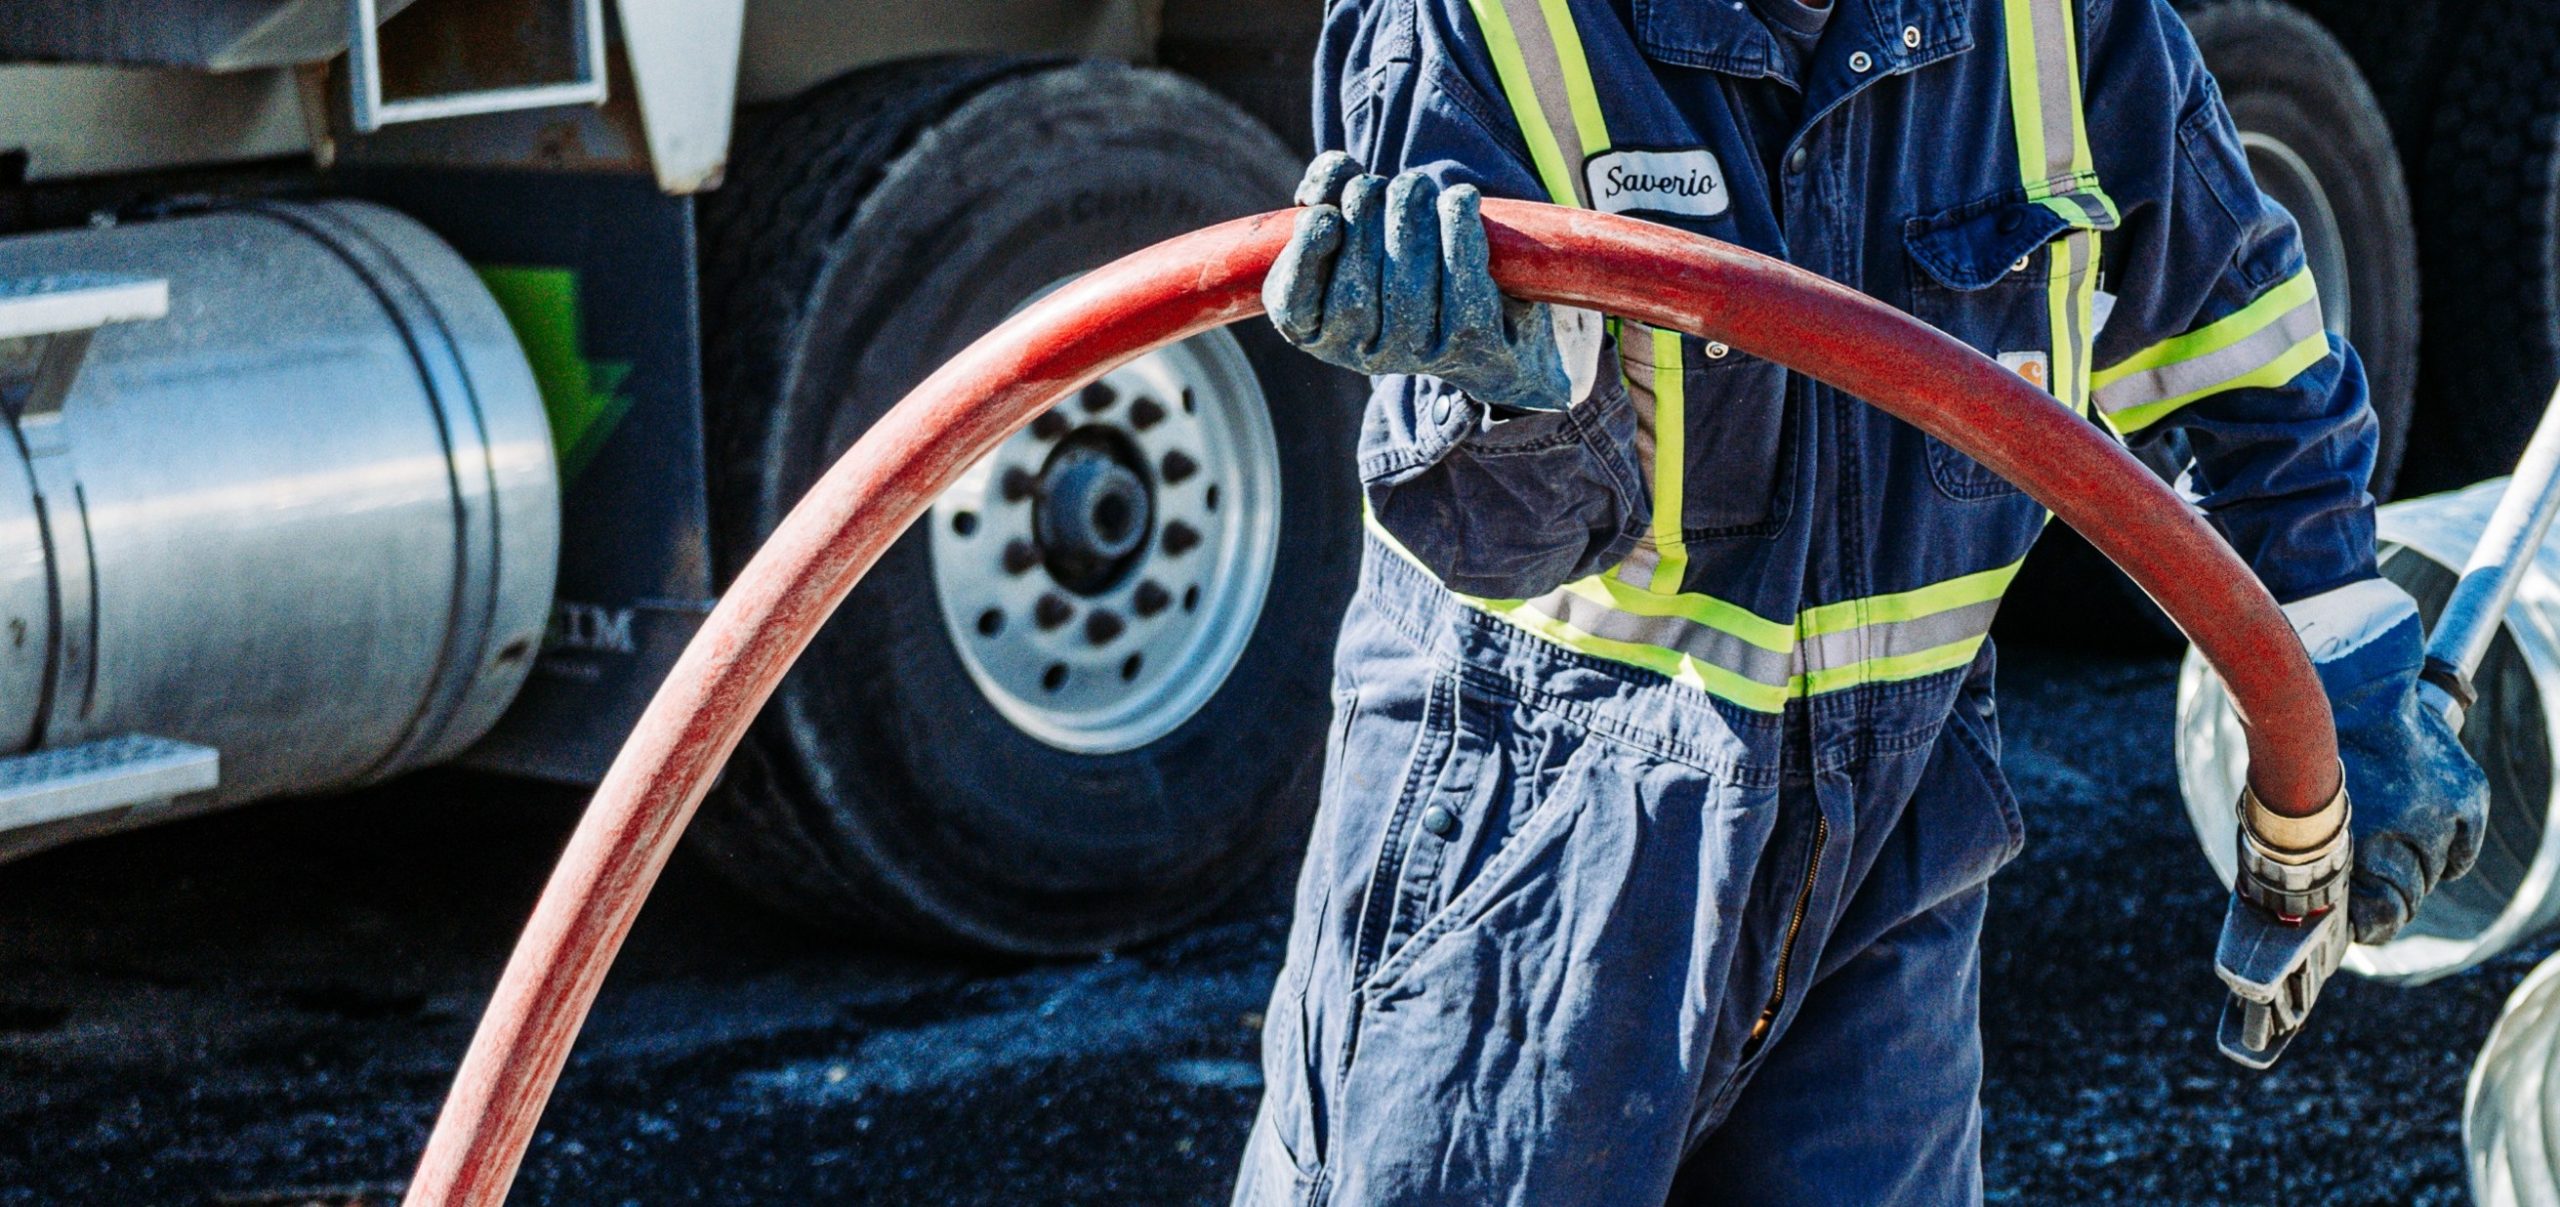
[[0, 643, 2539, 1204]]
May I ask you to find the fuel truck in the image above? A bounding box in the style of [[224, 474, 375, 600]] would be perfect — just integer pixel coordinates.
[[0, 0, 2552, 963]]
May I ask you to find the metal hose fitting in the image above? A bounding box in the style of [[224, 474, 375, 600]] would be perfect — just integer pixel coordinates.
[[2217, 772, 2352, 1067]]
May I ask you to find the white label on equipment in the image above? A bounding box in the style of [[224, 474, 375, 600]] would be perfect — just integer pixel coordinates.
[[1586, 149, 1731, 219]]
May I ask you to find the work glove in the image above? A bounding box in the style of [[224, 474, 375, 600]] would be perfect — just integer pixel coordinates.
[[2288, 578, 2491, 944], [1264, 152, 1576, 413]]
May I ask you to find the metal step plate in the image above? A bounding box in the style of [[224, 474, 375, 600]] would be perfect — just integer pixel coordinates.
[[0, 273, 167, 342], [0, 735, 218, 831]]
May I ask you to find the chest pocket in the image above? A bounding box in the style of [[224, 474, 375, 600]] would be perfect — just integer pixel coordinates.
[[1903, 195, 2110, 501], [1619, 329, 1795, 538]]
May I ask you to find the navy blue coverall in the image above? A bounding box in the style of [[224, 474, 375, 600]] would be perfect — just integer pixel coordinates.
[[1233, 0, 2377, 1202]]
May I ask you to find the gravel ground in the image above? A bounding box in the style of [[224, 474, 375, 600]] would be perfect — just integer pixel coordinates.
[[0, 643, 2539, 1204]]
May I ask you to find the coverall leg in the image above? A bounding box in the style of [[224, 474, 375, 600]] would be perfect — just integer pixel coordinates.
[[1667, 657, 2017, 1204], [1232, 545, 2023, 1207]]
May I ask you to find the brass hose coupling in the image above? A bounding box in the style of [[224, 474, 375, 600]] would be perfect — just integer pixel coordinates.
[[2214, 772, 2352, 1069]]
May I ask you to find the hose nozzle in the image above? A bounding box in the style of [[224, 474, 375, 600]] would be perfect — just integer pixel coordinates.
[[2214, 779, 2352, 1068]]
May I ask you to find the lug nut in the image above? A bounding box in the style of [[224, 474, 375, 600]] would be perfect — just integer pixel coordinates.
[[1162, 521, 1202, 556], [1080, 382, 1118, 413], [1134, 580, 1171, 617], [1030, 410, 1071, 441], [1001, 467, 1038, 502], [1161, 450, 1199, 484], [1086, 610, 1125, 645], [1129, 396, 1167, 430], [1035, 593, 1074, 630], [1003, 540, 1041, 575]]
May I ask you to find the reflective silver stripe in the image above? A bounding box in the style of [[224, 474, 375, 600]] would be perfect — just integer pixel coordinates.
[[2058, 227, 2095, 407], [2029, 0, 2077, 191], [1519, 589, 1797, 687], [1512, 588, 2006, 689], [1796, 597, 2004, 673], [1500, 0, 1593, 207], [1614, 320, 1662, 587], [2093, 289, 2326, 416]]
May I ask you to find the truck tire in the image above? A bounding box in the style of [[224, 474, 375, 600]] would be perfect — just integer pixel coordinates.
[[2010, 1, 2418, 650], [2401, 0, 2560, 495], [693, 58, 1362, 953]]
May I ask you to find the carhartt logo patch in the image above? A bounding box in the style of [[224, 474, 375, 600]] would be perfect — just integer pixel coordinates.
[[1998, 351, 2051, 392], [1586, 148, 1730, 219]]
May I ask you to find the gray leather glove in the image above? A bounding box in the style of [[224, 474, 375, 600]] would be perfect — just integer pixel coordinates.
[[1263, 152, 1574, 413]]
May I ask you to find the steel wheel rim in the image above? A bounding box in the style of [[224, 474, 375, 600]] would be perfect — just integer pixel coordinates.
[[928, 317, 1281, 754]]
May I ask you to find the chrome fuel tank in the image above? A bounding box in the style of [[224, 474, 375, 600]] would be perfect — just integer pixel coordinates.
[[0, 201, 556, 824]]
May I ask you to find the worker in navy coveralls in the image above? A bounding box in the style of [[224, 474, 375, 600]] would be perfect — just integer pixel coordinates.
[[1231, 0, 2490, 1202]]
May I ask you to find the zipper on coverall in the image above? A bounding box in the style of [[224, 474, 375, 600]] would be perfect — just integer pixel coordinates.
[[1740, 815, 1828, 1060]]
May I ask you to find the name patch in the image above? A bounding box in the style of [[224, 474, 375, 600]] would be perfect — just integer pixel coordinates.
[[1585, 148, 1730, 219]]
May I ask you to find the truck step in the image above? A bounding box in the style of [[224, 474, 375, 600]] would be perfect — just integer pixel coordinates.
[[0, 736, 219, 831], [0, 273, 168, 342]]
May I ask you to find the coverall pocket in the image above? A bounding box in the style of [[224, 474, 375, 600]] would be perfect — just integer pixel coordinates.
[[1904, 195, 2111, 501], [1617, 329, 1796, 538], [1909, 692, 2028, 907], [1357, 677, 1600, 995], [1248, 983, 1327, 1189]]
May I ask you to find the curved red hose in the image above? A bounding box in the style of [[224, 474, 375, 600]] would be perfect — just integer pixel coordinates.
[[404, 202, 2338, 1204]]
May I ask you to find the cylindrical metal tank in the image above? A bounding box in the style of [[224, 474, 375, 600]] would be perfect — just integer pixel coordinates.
[[0, 201, 556, 807], [2180, 478, 2560, 984], [2467, 948, 2560, 1207]]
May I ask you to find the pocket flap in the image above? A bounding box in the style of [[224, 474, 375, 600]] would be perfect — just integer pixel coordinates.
[[1904, 193, 2115, 293]]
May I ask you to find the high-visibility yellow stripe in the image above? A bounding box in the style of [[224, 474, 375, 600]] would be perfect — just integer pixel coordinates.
[[1472, 0, 1691, 601], [1798, 557, 2027, 636], [1488, 602, 1800, 712], [1535, 0, 1611, 158], [2003, 0, 2051, 197], [1644, 326, 1689, 594], [1466, 0, 1583, 207], [1399, 0, 2023, 709], [2053, 0, 2093, 195], [2102, 330, 2329, 435], [1556, 573, 1795, 651], [1794, 635, 1993, 696], [2005, 0, 2103, 415], [2094, 269, 2321, 387], [1365, 514, 2014, 712]]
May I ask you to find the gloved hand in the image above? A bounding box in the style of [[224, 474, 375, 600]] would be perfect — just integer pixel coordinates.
[[1264, 152, 1575, 413], [2288, 579, 2491, 944]]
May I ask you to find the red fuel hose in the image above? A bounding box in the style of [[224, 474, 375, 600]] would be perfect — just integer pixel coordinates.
[[404, 202, 2339, 1204]]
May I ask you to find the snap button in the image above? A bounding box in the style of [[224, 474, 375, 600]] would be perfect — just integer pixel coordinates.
[[1997, 209, 2024, 234], [1849, 50, 1874, 73], [1786, 145, 1810, 175], [1903, 25, 1923, 49], [1421, 805, 1458, 839], [2009, 254, 2032, 273], [1705, 341, 1732, 359]]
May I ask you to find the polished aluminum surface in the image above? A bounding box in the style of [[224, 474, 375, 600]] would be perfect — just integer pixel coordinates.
[[2425, 383, 2560, 727], [0, 201, 556, 810], [2467, 948, 2560, 1206], [927, 322, 1280, 754], [2182, 478, 2560, 983]]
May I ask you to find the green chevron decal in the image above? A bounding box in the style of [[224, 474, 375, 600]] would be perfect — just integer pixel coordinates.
[[477, 266, 635, 484]]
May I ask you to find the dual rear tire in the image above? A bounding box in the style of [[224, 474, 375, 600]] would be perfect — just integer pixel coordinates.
[[693, 59, 1364, 953]]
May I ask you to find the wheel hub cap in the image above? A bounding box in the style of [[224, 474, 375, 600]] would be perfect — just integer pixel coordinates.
[[927, 307, 1282, 755]]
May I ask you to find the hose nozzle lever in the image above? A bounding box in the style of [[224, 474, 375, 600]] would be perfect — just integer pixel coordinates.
[[2214, 781, 2351, 1069]]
